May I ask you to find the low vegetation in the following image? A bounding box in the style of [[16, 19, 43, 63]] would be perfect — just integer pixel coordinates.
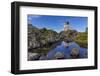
[[74, 32, 88, 48]]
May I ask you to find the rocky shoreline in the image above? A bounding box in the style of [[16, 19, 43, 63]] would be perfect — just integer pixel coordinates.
[[28, 41, 87, 61], [28, 23, 78, 50], [28, 24, 87, 61]]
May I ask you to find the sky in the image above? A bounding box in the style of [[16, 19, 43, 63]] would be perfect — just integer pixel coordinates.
[[28, 15, 88, 33]]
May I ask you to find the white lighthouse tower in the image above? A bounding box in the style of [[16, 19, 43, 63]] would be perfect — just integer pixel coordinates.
[[64, 21, 72, 31]]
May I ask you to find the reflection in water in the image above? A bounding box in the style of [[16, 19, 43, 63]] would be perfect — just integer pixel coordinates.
[[28, 41, 87, 60], [47, 41, 87, 59]]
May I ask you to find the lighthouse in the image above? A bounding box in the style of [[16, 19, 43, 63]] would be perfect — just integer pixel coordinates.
[[64, 21, 72, 31]]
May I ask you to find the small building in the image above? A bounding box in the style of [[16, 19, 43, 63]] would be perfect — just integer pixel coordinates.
[[64, 21, 72, 31]]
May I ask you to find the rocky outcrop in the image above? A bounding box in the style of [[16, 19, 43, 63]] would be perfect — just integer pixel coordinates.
[[28, 24, 59, 50], [59, 30, 78, 42], [39, 28, 59, 45], [28, 24, 78, 51], [28, 24, 41, 49], [28, 24, 87, 60]]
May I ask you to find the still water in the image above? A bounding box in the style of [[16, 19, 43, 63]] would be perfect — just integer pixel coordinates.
[[47, 41, 87, 59]]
